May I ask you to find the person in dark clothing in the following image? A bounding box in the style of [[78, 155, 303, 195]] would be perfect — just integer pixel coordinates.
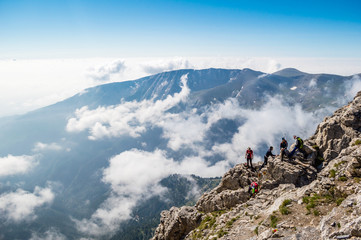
[[280, 137, 288, 150], [280, 137, 288, 161], [259, 146, 275, 170], [245, 147, 254, 170], [288, 135, 307, 158]]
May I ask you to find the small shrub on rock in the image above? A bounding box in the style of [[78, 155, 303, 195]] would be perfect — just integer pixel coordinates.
[[254, 226, 259, 235], [217, 228, 228, 237], [338, 176, 348, 181], [270, 215, 278, 228], [226, 217, 239, 228], [279, 199, 292, 215], [336, 198, 345, 206], [313, 209, 320, 216]]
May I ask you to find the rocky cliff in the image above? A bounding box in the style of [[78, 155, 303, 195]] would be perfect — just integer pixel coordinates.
[[152, 91, 361, 240]]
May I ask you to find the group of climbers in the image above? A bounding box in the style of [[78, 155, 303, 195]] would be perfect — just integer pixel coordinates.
[[244, 135, 306, 170], [245, 135, 306, 197]]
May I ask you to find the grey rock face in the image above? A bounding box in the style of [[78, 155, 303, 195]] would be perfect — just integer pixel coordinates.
[[319, 190, 361, 239], [195, 164, 257, 212], [196, 188, 250, 213], [310, 91, 361, 162], [152, 206, 202, 240], [262, 157, 318, 189]]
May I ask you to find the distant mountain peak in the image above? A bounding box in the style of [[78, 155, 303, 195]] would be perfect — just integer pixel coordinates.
[[272, 68, 307, 77]]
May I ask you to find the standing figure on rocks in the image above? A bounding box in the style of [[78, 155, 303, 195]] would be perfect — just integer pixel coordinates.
[[245, 147, 254, 170], [280, 137, 288, 161], [259, 146, 275, 170], [288, 135, 306, 158]]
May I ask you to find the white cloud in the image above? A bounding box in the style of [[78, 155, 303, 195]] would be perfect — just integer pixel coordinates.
[[32, 142, 63, 152], [30, 228, 67, 240], [66, 76, 243, 152], [74, 147, 231, 237], [141, 57, 191, 74], [74, 149, 173, 236], [160, 98, 244, 151], [0, 186, 55, 222], [345, 74, 361, 100], [309, 78, 317, 88], [0, 155, 38, 177], [210, 96, 330, 163], [87, 60, 126, 82], [66, 74, 190, 140], [242, 58, 282, 73]]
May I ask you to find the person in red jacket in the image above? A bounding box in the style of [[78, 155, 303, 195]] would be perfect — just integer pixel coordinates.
[[245, 147, 254, 170]]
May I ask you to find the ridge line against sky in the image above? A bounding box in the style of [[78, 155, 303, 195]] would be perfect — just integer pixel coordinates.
[[0, 56, 360, 119]]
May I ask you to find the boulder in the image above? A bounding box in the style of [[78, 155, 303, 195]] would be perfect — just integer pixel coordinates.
[[215, 164, 258, 193], [261, 157, 317, 189], [196, 188, 249, 213], [152, 206, 202, 240]]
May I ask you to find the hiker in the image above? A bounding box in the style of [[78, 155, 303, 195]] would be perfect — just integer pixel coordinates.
[[280, 137, 288, 160], [245, 147, 254, 170], [288, 135, 307, 158], [259, 146, 275, 170], [248, 181, 259, 197]]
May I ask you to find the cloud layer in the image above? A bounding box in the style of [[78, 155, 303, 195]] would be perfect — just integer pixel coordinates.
[[0, 186, 54, 222], [0, 155, 38, 177], [67, 74, 190, 140], [87, 60, 126, 82], [32, 142, 63, 152], [30, 228, 67, 240]]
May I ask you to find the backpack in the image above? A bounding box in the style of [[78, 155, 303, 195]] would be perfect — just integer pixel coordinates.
[[280, 140, 288, 149], [251, 182, 259, 193], [297, 137, 304, 148]]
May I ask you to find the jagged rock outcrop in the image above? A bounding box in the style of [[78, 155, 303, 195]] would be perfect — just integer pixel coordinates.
[[196, 164, 258, 212], [309, 91, 361, 162], [152, 91, 361, 240], [261, 157, 318, 189], [152, 206, 202, 240], [214, 164, 259, 192]]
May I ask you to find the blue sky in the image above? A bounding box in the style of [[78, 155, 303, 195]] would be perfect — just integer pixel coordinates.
[[1, 0, 361, 58]]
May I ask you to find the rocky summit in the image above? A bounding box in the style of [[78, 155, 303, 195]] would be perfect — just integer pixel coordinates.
[[152, 91, 361, 240]]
